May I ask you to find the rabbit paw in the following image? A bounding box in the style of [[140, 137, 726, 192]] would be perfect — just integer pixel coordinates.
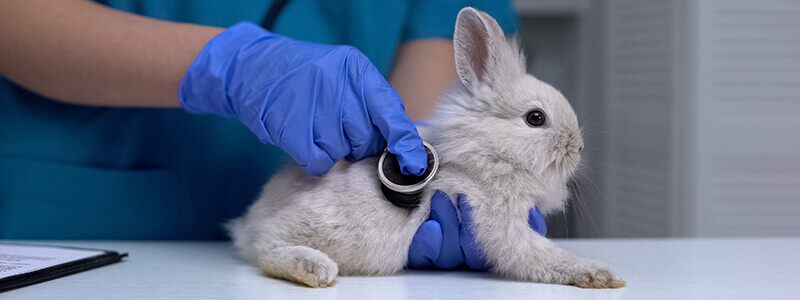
[[289, 254, 339, 288], [570, 264, 626, 289], [259, 246, 339, 288]]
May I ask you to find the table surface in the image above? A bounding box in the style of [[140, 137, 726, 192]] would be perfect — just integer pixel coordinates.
[[2, 238, 799, 300]]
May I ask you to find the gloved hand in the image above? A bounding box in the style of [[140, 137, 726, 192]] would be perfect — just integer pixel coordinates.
[[408, 191, 547, 270], [179, 22, 427, 176]]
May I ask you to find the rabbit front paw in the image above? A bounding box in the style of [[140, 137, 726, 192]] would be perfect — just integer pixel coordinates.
[[257, 245, 339, 288], [568, 263, 626, 289], [288, 252, 338, 288]]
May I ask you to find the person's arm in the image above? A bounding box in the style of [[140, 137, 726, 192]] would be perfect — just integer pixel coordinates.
[[389, 39, 457, 120], [1, 0, 429, 176], [0, 0, 223, 107]]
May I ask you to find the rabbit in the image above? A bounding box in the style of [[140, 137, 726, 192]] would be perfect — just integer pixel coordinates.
[[228, 7, 625, 289]]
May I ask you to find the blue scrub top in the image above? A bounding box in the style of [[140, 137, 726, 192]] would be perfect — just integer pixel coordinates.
[[0, 0, 518, 240]]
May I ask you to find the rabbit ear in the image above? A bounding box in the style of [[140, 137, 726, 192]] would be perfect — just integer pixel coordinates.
[[454, 7, 510, 92]]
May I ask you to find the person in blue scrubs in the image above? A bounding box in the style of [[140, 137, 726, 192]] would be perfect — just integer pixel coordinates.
[[0, 0, 518, 240]]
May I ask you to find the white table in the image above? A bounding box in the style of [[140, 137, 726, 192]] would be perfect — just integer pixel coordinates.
[[3, 238, 799, 299]]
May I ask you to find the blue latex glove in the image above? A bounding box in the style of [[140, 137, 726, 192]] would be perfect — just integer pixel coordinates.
[[408, 191, 547, 270], [179, 22, 427, 176]]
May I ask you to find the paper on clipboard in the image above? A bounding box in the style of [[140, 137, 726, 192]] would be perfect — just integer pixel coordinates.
[[0, 244, 105, 280]]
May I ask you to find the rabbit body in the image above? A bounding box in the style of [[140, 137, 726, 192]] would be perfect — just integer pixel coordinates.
[[229, 7, 624, 289], [228, 154, 430, 282]]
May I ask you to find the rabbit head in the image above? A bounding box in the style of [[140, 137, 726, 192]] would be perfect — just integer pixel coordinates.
[[428, 7, 583, 214]]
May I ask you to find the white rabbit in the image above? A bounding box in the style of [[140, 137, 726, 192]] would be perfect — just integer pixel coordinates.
[[228, 7, 625, 289]]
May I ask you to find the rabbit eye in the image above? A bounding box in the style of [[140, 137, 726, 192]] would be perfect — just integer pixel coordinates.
[[525, 110, 546, 127]]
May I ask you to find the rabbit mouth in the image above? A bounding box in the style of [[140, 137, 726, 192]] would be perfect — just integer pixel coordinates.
[[565, 153, 581, 170], [553, 151, 582, 178]]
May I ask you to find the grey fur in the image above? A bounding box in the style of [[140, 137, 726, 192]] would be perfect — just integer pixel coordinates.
[[229, 7, 625, 289]]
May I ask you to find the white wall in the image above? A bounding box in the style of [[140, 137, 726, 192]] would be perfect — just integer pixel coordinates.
[[517, 0, 800, 238]]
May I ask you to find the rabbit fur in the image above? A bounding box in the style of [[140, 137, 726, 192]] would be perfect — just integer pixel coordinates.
[[228, 7, 625, 289]]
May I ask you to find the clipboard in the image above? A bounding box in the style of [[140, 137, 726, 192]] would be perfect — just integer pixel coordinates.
[[0, 243, 128, 292]]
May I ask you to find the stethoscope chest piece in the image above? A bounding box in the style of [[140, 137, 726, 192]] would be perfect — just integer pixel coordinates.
[[378, 142, 439, 209]]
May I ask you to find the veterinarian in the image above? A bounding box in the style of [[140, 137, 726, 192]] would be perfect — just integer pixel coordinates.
[[0, 0, 518, 240]]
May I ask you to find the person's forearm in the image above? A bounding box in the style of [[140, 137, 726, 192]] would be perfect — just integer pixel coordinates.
[[0, 0, 223, 107], [389, 39, 457, 120]]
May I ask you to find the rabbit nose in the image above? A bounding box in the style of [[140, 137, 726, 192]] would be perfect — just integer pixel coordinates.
[[578, 146, 583, 153]]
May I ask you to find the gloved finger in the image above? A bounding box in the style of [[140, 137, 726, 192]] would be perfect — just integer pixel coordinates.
[[342, 97, 385, 162], [344, 136, 383, 162], [313, 119, 351, 164], [257, 67, 340, 176], [307, 68, 351, 163], [528, 206, 548, 237], [279, 123, 336, 176], [293, 144, 336, 176], [407, 220, 443, 269], [458, 195, 488, 270], [359, 61, 427, 176], [429, 190, 464, 269]]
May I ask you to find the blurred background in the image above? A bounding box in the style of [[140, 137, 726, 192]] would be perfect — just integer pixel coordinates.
[[514, 0, 800, 238]]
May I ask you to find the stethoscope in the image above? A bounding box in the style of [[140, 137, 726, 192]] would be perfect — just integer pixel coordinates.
[[261, 0, 440, 209], [378, 142, 439, 209], [260, 0, 291, 31]]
